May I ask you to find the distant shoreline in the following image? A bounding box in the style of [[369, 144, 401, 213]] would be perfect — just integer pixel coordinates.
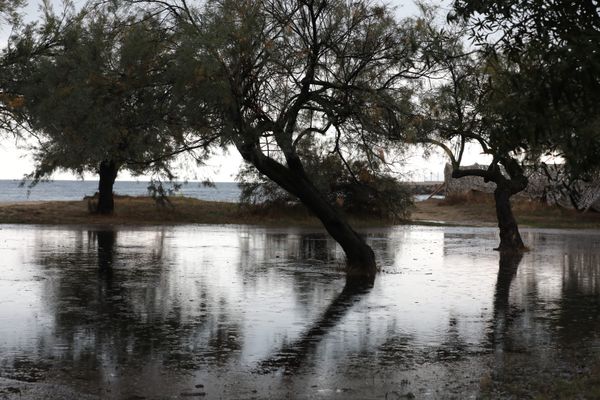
[[0, 180, 241, 203], [0, 178, 239, 183]]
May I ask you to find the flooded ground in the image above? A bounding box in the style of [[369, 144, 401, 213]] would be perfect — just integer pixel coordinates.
[[0, 224, 599, 399]]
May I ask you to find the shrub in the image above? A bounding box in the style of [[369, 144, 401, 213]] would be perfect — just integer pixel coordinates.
[[237, 143, 412, 220]]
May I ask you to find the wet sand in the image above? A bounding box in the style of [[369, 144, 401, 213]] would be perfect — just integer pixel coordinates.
[[1, 225, 600, 398]]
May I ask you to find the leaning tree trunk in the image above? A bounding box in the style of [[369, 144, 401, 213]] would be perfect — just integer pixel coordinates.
[[291, 173, 377, 281], [494, 184, 526, 252], [238, 144, 376, 282], [97, 160, 118, 215]]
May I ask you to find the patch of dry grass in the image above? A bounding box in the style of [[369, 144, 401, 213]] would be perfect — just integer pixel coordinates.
[[413, 192, 600, 229], [0, 196, 395, 227], [1, 194, 599, 229], [439, 190, 494, 206]]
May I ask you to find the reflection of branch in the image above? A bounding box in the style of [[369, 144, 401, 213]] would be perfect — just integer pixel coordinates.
[[257, 280, 371, 374]]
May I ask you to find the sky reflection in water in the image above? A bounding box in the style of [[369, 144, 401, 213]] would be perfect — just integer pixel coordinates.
[[0, 225, 599, 398]]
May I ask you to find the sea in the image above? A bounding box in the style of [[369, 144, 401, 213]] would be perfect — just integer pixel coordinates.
[[0, 179, 440, 203], [0, 180, 242, 203]]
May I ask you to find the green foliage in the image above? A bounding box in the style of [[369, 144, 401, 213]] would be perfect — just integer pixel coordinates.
[[0, 0, 24, 26], [10, 4, 202, 183], [451, 0, 600, 181], [0, 0, 53, 135], [166, 0, 425, 180], [408, 15, 574, 196]]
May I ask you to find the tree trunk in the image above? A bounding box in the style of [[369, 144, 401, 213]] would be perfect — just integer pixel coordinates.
[[292, 175, 377, 281], [494, 185, 525, 252], [237, 144, 376, 283], [97, 160, 118, 215], [453, 161, 528, 252]]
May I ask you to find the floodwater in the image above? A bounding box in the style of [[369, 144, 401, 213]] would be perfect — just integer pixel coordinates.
[[0, 225, 599, 399]]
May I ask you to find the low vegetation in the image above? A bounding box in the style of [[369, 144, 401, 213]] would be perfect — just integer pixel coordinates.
[[237, 142, 414, 222], [412, 192, 600, 229], [0, 196, 398, 227], [0, 195, 598, 230]]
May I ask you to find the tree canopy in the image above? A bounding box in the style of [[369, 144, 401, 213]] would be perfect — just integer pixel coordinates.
[[145, 0, 428, 280], [8, 5, 210, 212], [452, 0, 600, 180]]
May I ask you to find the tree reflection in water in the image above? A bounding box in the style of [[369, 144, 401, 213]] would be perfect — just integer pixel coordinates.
[[8, 228, 245, 397], [1, 226, 600, 398], [257, 279, 372, 374], [490, 251, 524, 353], [485, 235, 600, 396]]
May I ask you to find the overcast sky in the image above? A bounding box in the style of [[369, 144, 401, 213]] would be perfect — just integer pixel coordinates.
[[0, 0, 485, 182]]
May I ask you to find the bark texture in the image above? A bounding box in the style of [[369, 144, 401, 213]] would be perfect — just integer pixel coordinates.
[[97, 160, 119, 215]]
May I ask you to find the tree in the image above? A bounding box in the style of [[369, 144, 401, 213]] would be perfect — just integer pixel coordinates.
[[451, 0, 600, 182], [151, 0, 425, 281], [10, 6, 207, 214], [0, 0, 23, 22], [401, 23, 541, 252], [237, 140, 413, 221], [0, 0, 42, 134]]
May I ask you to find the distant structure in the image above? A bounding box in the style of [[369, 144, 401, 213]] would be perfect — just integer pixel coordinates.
[[444, 163, 600, 212]]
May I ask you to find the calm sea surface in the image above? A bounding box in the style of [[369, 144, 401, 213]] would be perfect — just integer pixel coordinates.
[[0, 179, 439, 203], [0, 180, 241, 203]]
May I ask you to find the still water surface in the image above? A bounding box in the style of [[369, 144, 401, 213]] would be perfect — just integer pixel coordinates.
[[0, 225, 599, 398]]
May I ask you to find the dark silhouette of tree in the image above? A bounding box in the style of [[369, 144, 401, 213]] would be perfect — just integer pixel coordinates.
[[383, 18, 535, 252], [145, 0, 427, 281], [9, 6, 210, 214], [452, 0, 600, 182], [237, 140, 413, 221]]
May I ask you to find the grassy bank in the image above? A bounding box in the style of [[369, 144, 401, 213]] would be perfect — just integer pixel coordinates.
[[412, 192, 600, 229], [0, 196, 394, 227], [0, 194, 599, 229]]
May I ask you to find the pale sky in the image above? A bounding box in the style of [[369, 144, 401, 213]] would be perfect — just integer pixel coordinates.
[[0, 0, 481, 183]]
